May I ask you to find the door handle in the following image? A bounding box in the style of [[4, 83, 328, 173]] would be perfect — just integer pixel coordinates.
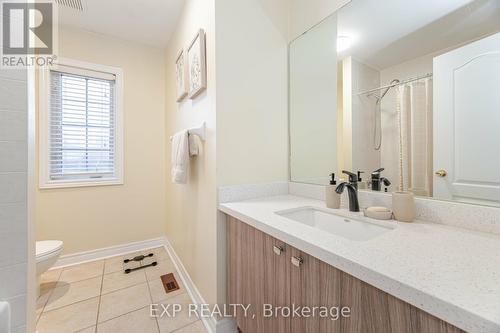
[[291, 256, 303, 267], [273, 245, 284, 255], [435, 169, 447, 177]]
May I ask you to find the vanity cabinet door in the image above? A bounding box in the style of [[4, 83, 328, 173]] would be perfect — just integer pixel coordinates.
[[290, 248, 421, 333], [262, 233, 290, 333], [288, 246, 465, 333], [226, 216, 290, 333], [226, 215, 243, 329], [227, 216, 261, 332], [289, 246, 407, 332], [289, 247, 343, 333], [340, 270, 396, 333]]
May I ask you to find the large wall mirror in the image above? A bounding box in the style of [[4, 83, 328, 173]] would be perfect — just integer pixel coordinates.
[[289, 0, 500, 207]]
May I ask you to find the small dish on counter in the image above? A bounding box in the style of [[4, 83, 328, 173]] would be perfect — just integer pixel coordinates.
[[363, 206, 393, 220]]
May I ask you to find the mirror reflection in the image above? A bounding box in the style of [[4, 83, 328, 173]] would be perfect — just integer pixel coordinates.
[[289, 0, 500, 207]]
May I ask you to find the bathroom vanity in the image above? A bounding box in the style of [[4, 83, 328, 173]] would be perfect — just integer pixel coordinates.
[[220, 193, 500, 333], [225, 216, 463, 333], [220, 2, 500, 332]]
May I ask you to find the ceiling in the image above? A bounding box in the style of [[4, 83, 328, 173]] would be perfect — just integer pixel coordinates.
[[57, 0, 185, 47], [338, 0, 500, 70]]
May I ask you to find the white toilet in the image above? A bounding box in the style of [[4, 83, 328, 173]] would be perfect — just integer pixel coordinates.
[[36, 240, 63, 296]]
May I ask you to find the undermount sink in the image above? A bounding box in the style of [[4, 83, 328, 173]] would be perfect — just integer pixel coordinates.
[[276, 207, 394, 241]]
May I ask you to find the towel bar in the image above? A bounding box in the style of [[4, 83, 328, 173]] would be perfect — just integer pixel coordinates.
[[170, 122, 206, 142]]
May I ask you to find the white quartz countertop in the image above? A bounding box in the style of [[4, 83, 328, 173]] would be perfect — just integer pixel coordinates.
[[219, 195, 500, 333]]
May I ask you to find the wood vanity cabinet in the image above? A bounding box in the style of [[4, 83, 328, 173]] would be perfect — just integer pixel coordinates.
[[226, 216, 465, 333]]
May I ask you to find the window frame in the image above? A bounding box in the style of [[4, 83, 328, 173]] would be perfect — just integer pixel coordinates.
[[39, 58, 124, 189]]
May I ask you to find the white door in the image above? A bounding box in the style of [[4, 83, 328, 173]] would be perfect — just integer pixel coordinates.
[[433, 32, 500, 205]]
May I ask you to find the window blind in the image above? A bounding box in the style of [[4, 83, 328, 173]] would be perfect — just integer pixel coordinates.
[[49, 70, 116, 180]]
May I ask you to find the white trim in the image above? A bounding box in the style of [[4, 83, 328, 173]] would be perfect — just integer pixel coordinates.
[[39, 178, 123, 190], [52, 237, 165, 269], [163, 238, 218, 333], [38, 57, 124, 189], [52, 64, 116, 81]]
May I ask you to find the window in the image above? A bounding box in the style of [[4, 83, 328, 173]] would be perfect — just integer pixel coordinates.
[[39, 59, 123, 188]]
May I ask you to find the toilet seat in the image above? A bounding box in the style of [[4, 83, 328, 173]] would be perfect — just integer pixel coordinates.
[[36, 240, 63, 263]]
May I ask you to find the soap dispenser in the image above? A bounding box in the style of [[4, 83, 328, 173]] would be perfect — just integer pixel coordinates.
[[326, 173, 341, 209], [357, 171, 366, 189]]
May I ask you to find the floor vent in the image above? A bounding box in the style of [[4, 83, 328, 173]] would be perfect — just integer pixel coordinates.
[[55, 0, 85, 11], [161, 273, 180, 293]]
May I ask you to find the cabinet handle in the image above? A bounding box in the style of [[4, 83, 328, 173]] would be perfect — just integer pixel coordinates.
[[291, 256, 303, 267], [273, 245, 284, 255]]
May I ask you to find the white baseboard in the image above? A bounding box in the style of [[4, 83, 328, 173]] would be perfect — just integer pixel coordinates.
[[162, 238, 218, 333], [53, 237, 166, 269]]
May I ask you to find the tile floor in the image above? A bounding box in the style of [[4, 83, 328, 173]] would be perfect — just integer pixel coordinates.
[[36, 247, 207, 333]]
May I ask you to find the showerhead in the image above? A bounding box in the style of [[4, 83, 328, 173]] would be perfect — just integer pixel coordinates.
[[380, 79, 400, 99], [372, 79, 400, 105], [361, 78, 401, 106]]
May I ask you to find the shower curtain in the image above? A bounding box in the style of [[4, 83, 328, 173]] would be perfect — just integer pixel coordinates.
[[396, 78, 433, 196]]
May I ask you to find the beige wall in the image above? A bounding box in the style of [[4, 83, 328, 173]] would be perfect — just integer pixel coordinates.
[[164, 0, 218, 306], [36, 27, 167, 255], [215, 0, 289, 186]]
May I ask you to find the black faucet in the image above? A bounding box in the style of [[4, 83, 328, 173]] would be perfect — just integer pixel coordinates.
[[341, 170, 359, 190], [371, 168, 391, 191], [380, 177, 391, 190], [336, 171, 360, 212]]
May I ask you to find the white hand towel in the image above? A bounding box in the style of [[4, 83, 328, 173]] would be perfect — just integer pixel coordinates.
[[171, 130, 189, 184], [188, 134, 199, 156]]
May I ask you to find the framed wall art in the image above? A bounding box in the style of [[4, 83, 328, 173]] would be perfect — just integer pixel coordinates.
[[187, 29, 207, 99], [175, 49, 188, 102]]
